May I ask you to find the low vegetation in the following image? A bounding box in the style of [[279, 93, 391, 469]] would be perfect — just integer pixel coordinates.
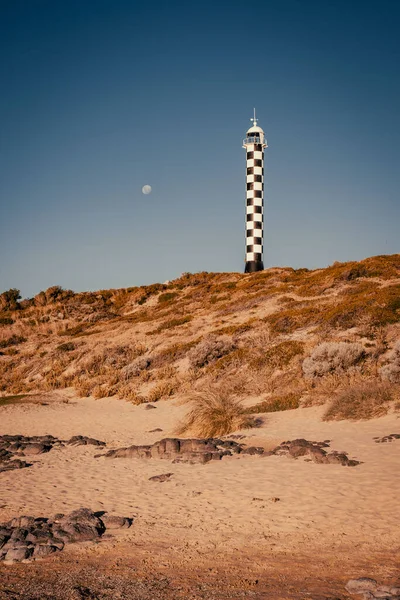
[[0, 254, 399, 424], [302, 342, 365, 379], [176, 386, 256, 437], [323, 380, 397, 421], [379, 341, 400, 383]]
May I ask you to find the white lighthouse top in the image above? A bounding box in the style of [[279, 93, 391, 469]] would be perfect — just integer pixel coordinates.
[[243, 108, 267, 147]]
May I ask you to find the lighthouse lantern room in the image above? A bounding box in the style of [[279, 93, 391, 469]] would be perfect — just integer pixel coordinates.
[[243, 110, 267, 273]]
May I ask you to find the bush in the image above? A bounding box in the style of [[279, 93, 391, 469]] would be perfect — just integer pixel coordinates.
[[56, 342, 76, 352], [158, 292, 178, 303], [117, 384, 147, 404], [323, 380, 395, 420], [0, 316, 14, 326], [380, 341, 400, 383], [0, 335, 27, 349], [245, 392, 302, 414], [122, 356, 152, 379], [251, 340, 304, 370], [188, 335, 235, 368], [150, 315, 192, 334], [302, 342, 365, 379], [0, 289, 21, 311], [176, 386, 255, 437], [147, 380, 176, 402]]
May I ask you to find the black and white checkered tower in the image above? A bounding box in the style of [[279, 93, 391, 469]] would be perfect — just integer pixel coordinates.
[[243, 109, 268, 273]]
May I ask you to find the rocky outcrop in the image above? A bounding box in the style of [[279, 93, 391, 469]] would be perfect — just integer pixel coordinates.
[[0, 508, 132, 564], [101, 436, 359, 466], [346, 578, 400, 599], [102, 437, 263, 464], [0, 434, 106, 472], [373, 433, 400, 443], [266, 439, 361, 466]]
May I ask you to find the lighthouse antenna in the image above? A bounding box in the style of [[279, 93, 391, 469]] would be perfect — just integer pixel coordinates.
[[250, 107, 257, 127]]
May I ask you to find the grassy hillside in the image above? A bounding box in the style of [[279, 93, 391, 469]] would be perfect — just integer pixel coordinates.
[[1, 254, 399, 424]]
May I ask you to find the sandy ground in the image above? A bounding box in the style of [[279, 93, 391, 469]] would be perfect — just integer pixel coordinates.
[[1, 392, 399, 598]]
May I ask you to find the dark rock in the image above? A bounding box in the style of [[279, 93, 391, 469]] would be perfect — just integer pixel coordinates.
[[58, 508, 105, 542], [374, 433, 400, 443], [104, 437, 248, 464], [288, 444, 308, 458], [148, 428, 163, 433], [149, 473, 174, 482], [67, 436, 106, 447], [8, 516, 36, 529], [25, 528, 54, 544], [268, 439, 360, 467], [0, 459, 31, 473], [5, 546, 33, 561], [100, 515, 132, 529], [145, 404, 157, 410], [33, 544, 60, 558], [0, 534, 10, 549], [10, 528, 29, 541], [241, 446, 265, 455], [22, 443, 52, 456]]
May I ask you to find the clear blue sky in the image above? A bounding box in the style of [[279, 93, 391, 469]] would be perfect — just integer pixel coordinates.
[[1, 0, 399, 298]]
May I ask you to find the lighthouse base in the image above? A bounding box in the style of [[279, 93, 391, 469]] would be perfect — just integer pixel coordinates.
[[245, 260, 264, 273]]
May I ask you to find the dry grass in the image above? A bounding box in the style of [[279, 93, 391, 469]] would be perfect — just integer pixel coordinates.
[[176, 385, 256, 438], [147, 380, 177, 402], [245, 392, 302, 414], [323, 379, 397, 420]]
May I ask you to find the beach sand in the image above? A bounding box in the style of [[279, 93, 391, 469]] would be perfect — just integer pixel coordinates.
[[0, 392, 399, 598]]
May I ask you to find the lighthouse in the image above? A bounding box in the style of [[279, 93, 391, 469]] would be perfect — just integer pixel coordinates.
[[243, 110, 268, 273]]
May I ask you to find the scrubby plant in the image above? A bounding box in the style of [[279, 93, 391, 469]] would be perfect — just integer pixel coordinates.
[[0, 316, 14, 325], [323, 380, 396, 420], [0, 335, 27, 348], [117, 383, 147, 404], [302, 342, 365, 379], [150, 315, 192, 334], [176, 385, 255, 437], [122, 356, 152, 379], [379, 341, 400, 383], [0, 289, 21, 311], [158, 292, 178, 303], [56, 342, 76, 352], [188, 335, 235, 369], [147, 380, 177, 402], [245, 392, 302, 414], [251, 340, 305, 370]]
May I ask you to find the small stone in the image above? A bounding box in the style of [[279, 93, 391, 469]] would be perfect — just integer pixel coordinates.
[[145, 404, 157, 410], [149, 473, 174, 482]]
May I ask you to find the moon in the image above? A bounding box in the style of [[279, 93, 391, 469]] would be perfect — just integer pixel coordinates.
[[142, 185, 152, 195]]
